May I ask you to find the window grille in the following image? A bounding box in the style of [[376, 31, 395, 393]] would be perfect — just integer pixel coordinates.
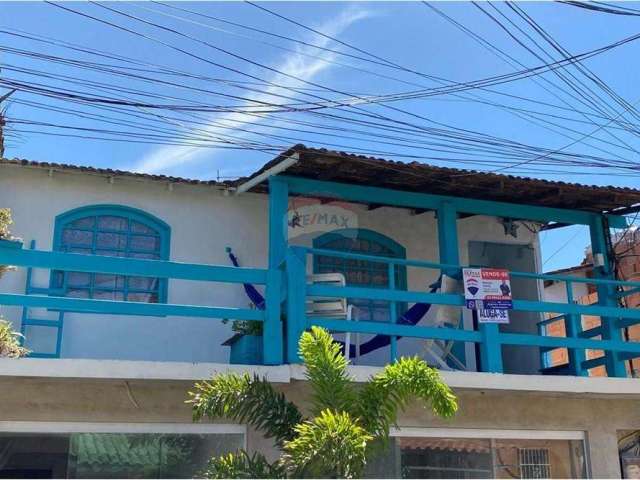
[[519, 448, 551, 479]]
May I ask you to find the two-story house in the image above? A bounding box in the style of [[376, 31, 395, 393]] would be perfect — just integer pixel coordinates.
[[1, 144, 640, 478]]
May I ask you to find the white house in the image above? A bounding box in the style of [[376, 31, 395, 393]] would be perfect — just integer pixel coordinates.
[[1, 145, 640, 478]]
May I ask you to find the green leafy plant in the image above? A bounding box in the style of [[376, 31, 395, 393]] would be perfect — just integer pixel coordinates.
[[0, 320, 28, 358], [0, 208, 12, 239], [0, 209, 26, 358], [202, 450, 287, 479], [189, 326, 457, 478], [0, 208, 15, 279], [223, 319, 263, 336]]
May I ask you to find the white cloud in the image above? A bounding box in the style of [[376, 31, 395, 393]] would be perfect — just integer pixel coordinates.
[[134, 6, 371, 175]]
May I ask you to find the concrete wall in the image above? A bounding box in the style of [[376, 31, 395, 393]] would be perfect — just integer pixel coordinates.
[[0, 165, 539, 364], [0, 375, 633, 478], [544, 274, 590, 304]]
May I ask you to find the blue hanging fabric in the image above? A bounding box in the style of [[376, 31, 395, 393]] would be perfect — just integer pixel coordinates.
[[226, 244, 441, 357], [338, 276, 442, 358], [226, 247, 266, 310]]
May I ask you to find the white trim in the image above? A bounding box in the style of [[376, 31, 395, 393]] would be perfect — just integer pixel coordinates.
[[0, 421, 246, 435], [4, 359, 640, 398], [391, 427, 585, 441], [0, 358, 291, 382], [234, 153, 299, 195]]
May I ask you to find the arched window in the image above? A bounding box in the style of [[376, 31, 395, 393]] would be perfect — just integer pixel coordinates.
[[313, 228, 407, 322], [51, 205, 170, 303]]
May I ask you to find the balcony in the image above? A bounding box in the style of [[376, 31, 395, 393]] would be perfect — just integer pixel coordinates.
[[286, 245, 640, 376], [2, 235, 640, 378]]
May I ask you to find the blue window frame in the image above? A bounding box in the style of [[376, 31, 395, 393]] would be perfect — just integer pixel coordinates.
[[313, 228, 407, 322], [51, 205, 171, 303]]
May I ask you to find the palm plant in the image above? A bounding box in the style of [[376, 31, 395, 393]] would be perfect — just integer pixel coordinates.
[[189, 326, 457, 478]]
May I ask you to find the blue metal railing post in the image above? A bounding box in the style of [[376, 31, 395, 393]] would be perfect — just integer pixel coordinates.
[[286, 247, 306, 363], [565, 280, 587, 376], [437, 201, 471, 370], [265, 176, 288, 365], [589, 215, 626, 377], [437, 201, 460, 279], [388, 263, 398, 362]]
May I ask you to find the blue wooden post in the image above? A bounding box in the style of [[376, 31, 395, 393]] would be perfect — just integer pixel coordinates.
[[265, 176, 288, 365], [565, 281, 587, 376], [437, 200, 502, 373], [388, 262, 398, 362], [286, 246, 306, 363], [438, 202, 476, 370], [589, 215, 626, 377], [437, 201, 460, 279]]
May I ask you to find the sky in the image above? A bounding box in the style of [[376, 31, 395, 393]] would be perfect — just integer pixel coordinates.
[[2, 1, 640, 271]]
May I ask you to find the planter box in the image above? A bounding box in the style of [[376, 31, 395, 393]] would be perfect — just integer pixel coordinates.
[[224, 334, 263, 365], [0, 238, 23, 250]]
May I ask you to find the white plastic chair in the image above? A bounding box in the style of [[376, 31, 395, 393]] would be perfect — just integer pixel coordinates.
[[306, 273, 359, 360], [422, 274, 468, 371]]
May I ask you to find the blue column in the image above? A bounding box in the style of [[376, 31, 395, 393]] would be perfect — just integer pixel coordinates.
[[437, 201, 460, 279], [564, 281, 587, 376], [437, 202, 475, 371], [388, 262, 398, 362], [589, 215, 626, 377], [264, 176, 287, 365], [286, 247, 306, 363]]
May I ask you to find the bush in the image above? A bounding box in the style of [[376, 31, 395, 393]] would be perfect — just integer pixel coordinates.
[[189, 327, 457, 478]]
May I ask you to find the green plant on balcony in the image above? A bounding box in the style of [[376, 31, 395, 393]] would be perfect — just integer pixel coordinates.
[[224, 319, 263, 337], [0, 208, 15, 278], [0, 320, 28, 358], [0, 208, 29, 358], [0, 208, 28, 358], [189, 326, 457, 479]]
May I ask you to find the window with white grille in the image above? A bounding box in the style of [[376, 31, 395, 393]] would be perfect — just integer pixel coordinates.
[[519, 448, 551, 479]]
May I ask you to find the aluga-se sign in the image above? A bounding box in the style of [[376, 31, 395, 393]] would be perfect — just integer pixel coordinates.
[[463, 268, 513, 324]]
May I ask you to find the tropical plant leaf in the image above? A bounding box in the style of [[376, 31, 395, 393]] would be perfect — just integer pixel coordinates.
[[201, 450, 286, 479], [188, 373, 302, 447], [356, 356, 458, 440], [298, 326, 356, 416], [281, 409, 372, 479], [191, 330, 457, 479]]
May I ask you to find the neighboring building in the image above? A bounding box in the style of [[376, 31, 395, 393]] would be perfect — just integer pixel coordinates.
[[1, 145, 640, 478], [543, 231, 640, 378]]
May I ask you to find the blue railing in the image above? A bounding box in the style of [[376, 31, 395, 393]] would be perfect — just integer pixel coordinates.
[[0, 238, 266, 323], [284, 245, 640, 376], [4, 236, 640, 376]]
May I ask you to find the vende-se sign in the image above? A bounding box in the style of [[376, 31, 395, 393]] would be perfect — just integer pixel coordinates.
[[463, 268, 513, 323]]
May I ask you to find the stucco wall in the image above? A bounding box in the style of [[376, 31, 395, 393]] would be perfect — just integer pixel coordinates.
[[0, 376, 632, 478], [544, 273, 590, 304], [0, 165, 539, 364]]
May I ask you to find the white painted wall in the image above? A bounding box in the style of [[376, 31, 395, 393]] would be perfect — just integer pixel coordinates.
[[0, 165, 539, 364], [544, 272, 590, 304]]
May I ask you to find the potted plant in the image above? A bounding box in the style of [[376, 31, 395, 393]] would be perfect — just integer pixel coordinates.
[[222, 319, 263, 365]]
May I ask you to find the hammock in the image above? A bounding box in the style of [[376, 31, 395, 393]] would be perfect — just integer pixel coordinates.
[[226, 247, 442, 357], [226, 247, 265, 310], [337, 277, 441, 358]]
